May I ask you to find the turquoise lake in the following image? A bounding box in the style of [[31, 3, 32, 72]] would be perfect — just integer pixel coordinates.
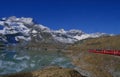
[[0, 48, 74, 75]]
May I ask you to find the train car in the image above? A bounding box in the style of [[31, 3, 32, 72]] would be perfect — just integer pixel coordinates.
[[88, 49, 120, 56]]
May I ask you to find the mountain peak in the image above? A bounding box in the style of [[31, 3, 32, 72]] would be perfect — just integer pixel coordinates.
[[0, 16, 112, 44]]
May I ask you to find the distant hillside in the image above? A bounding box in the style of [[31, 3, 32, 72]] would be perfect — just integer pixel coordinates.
[[66, 35, 120, 77]]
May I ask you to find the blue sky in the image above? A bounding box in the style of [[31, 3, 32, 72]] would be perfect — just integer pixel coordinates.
[[0, 0, 120, 34]]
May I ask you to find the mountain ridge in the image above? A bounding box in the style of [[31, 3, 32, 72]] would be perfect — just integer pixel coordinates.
[[0, 16, 113, 44]]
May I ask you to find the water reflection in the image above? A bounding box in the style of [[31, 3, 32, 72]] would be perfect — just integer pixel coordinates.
[[0, 49, 74, 75]]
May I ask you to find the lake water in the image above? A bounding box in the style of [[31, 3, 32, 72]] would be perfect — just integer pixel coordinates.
[[0, 48, 74, 75]]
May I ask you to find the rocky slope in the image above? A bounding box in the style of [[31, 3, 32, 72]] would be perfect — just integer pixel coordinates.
[[65, 35, 120, 77], [1, 67, 86, 77]]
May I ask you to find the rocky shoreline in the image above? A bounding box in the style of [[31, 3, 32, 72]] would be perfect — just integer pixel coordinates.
[[1, 67, 86, 77]]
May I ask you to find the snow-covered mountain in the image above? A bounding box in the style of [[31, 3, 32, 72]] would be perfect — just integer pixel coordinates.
[[0, 16, 112, 44]]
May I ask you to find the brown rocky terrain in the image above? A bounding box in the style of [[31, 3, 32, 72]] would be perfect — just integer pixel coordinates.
[[1, 67, 86, 77], [65, 35, 120, 77]]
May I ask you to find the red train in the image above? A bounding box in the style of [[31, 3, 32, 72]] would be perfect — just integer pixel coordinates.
[[88, 49, 120, 56]]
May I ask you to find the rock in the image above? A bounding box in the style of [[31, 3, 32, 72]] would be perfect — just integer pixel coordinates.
[[1, 67, 86, 77]]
